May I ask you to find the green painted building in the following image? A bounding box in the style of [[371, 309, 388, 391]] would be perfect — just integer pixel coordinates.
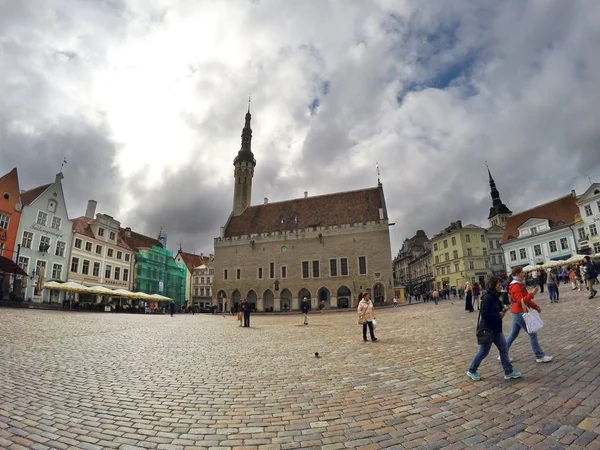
[[135, 246, 187, 310]]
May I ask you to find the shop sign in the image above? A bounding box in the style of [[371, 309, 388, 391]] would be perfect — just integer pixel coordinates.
[[30, 223, 63, 238]]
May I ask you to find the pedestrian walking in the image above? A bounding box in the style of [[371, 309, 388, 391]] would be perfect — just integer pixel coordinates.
[[241, 299, 251, 327], [301, 297, 310, 325], [574, 263, 583, 291], [169, 300, 175, 317], [583, 256, 598, 299], [506, 267, 553, 363], [472, 282, 481, 310], [467, 276, 522, 381], [465, 283, 474, 313], [547, 268, 559, 303], [393, 296, 398, 307], [357, 293, 377, 342]]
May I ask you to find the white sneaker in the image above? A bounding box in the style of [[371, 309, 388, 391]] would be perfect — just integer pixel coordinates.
[[536, 355, 553, 363], [498, 356, 514, 362]]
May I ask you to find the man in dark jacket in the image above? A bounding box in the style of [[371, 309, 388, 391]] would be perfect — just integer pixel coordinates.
[[583, 256, 598, 299], [301, 297, 310, 325]]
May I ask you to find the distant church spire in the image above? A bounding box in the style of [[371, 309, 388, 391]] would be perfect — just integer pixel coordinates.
[[232, 102, 257, 216], [486, 162, 512, 224], [235, 97, 254, 165]]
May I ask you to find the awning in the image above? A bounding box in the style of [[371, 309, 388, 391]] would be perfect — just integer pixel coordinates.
[[0, 256, 28, 276]]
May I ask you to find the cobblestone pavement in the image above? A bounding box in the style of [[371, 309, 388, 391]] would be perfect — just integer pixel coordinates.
[[1, 287, 600, 450]]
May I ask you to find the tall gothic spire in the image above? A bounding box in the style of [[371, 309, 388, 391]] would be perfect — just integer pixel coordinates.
[[486, 162, 512, 220], [234, 97, 255, 165]]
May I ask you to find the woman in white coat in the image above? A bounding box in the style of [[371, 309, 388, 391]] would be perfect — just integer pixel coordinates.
[[358, 293, 377, 342]]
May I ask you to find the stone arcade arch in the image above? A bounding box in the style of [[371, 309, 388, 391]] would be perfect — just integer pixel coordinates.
[[373, 283, 385, 304], [336, 286, 351, 309], [263, 289, 275, 312], [231, 290, 241, 312], [298, 288, 312, 310], [317, 287, 330, 310], [217, 290, 228, 312], [247, 290, 258, 311], [280, 288, 292, 312]]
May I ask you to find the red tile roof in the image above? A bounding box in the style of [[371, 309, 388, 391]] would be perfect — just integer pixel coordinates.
[[224, 187, 385, 238], [72, 217, 132, 250], [502, 194, 580, 243], [119, 228, 162, 252], [176, 251, 210, 273], [21, 183, 52, 206]]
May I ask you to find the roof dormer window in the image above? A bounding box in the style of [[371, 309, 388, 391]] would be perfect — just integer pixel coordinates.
[[3, 192, 10, 200]]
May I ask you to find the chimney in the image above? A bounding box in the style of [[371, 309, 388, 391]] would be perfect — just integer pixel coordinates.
[[571, 189, 576, 197], [304, 191, 308, 198], [264, 197, 268, 204], [125, 227, 131, 237], [85, 200, 97, 219]]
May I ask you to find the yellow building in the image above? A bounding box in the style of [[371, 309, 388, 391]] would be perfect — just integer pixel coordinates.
[[431, 221, 492, 290]]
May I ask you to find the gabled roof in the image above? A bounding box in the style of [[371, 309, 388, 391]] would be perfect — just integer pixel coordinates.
[[72, 216, 132, 250], [576, 183, 600, 204], [0, 168, 18, 185], [224, 186, 386, 237], [176, 251, 210, 273], [21, 183, 52, 206], [502, 193, 579, 243], [119, 228, 162, 252]]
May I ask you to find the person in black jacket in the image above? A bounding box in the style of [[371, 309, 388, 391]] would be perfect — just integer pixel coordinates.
[[467, 276, 522, 381], [241, 299, 251, 327], [301, 297, 310, 325]]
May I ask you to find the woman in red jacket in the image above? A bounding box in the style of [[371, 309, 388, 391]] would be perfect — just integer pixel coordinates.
[[506, 267, 553, 363]]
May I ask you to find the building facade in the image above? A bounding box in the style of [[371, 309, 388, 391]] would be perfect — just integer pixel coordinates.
[[0, 168, 22, 260], [431, 221, 491, 290], [501, 192, 580, 268], [407, 248, 434, 294], [213, 109, 394, 311], [68, 201, 134, 293], [485, 225, 507, 275], [392, 230, 431, 294], [575, 183, 600, 255], [191, 261, 215, 309], [175, 250, 210, 305], [119, 227, 186, 309], [135, 245, 186, 310], [15, 173, 73, 302]]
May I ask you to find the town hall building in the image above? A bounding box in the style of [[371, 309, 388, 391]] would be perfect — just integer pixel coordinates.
[[212, 108, 394, 312]]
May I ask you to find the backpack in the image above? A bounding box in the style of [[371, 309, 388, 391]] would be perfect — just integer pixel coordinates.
[[591, 262, 599, 279]]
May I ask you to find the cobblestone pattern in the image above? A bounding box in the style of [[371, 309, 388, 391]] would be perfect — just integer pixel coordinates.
[[1, 287, 599, 449]]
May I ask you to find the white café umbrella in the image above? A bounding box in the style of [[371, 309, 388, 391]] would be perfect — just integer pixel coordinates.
[[522, 265, 537, 273], [565, 254, 586, 264]]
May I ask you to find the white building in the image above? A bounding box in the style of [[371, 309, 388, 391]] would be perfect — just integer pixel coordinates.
[[15, 173, 73, 302], [501, 192, 580, 268], [68, 201, 134, 292], [575, 183, 600, 255], [191, 261, 214, 309]]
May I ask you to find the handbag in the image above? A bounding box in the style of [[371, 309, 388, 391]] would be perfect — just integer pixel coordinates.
[[358, 315, 366, 325], [236, 312, 242, 321], [521, 300, 543, 334], [476, 310, 495, 345], [372, 319, 377, 330]]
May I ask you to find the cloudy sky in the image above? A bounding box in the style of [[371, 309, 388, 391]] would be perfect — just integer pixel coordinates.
[[1, 0, 599, 256]]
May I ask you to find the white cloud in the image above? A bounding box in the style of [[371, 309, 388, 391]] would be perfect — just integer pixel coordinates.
[[1, 0, 599, 254]]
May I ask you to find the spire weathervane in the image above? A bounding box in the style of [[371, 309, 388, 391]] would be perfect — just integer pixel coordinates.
[[248, 96, 251, 113], [60, 157, 67, 172], [376, 162, 381, 185]]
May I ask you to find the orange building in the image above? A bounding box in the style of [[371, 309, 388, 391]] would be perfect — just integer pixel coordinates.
[[0, 168, 22, 259]]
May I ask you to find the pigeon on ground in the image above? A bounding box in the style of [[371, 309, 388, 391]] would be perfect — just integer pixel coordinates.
[[315, 352, 320, 358]]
